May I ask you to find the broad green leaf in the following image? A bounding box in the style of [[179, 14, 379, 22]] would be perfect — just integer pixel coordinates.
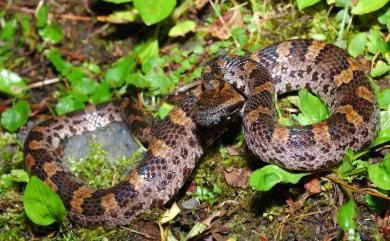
[[127, 72, 151, 89], [1, 100, 31, 132], [46, 48, 86, 84], [378, 89, 390, 109], [336, 148, 354, 178], [335, 0, 349, 7], [23, 176, 67, 226], [351, 0, 389, 15], [146, 70, 175, 95], [0, 19, 17, 43], [91, 82, 112, 104], [371, 110, 390, 147], [289, 89, 328, 125], [15, 12, 32, 37], [104, 9, 138, 23], [133, 0, 176, 25], [38, 22, 64, 44], [158, 103, 174, 119], [367, 153, 390, 190], [367, 29, 390, 55], [249, 165, 309, 191], [101, 0, 132, 3], [142, 57, 166, 73], [296, 0, 321, 9], [169, 20, 197, 37], [55, 95, 85, 115], [134, 38, 159, 64], [104, 56, 136, 87], [9, 169, 29, 183], [36, 3, 49, 28], [72, 78, 98, 96], [46, 48, 68, 72], [378, 8, 390, 31], [348, 32, 367, 57], [336, 199, 357, 241], [0, 68, 26, 97], [371, 61, 390, 77]]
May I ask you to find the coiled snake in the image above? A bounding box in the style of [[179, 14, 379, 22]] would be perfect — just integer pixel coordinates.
[[24, 39, 379, 228]]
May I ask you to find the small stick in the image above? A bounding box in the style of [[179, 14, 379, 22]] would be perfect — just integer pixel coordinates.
[[173, 80, 202, 94], [121, 226, 158, 240], [27, 78, 61, 89]]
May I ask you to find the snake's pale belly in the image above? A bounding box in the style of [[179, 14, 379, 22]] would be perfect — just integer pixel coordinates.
[[24, 39, 379, 228]]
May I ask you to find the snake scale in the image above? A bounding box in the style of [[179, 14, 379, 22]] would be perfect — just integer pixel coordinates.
[[24, 39, 379, 228]]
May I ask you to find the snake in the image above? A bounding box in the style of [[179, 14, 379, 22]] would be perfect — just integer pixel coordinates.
[[24, 39, 379, 228]]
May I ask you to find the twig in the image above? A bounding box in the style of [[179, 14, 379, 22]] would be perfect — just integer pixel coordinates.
[[325, 174, 390, 200], [27, 78, 61, 89], [121, 226, 158, 239], [173, 80, 202, 94]]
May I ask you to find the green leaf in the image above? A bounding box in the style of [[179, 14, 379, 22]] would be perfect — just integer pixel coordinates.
[[249, 165, 309, 191], [101, 0, 132, 3], [371, 61, 390, 77], [378, 88, 390, 109], [72, 78, 98, 96], [146, 70, 175, 95], [91, 82, 112, 104], [38, 22, 64, 44], [82, 62, 101, 74], [351, 0, 389, 15], [168, 20, 197, 37], [23, 176, 67, 226], [0, 19, 17, 43], [9, 169, 29, 183], [336, 199, 357, 240], [134, 38, 159, 64], [296, 0, 321, 9], [367, 29, 390, 55], [0, 68, 26, 97], [127, 72, 151, 89], [367, 153, 390, 190], [1, 100, 31, 132], [36, 3, 49, 28], [289, 89, 328, 125], [231, 28, 249, 46], [336, 148, 354, 178], [104, 56, 136, 88], [133, 0, 176, 25], [348, 32, 367, 58], [46, 48, 68, 72], [158, 103, 174, 119], [335, 0, 349, 8], [55, 95, 85, 115], [104, 9, 138, 23], [371, 110, 390, 147], [378, 8, 390, 31]]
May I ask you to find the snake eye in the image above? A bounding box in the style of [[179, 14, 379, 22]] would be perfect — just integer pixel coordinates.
[[207, 82, 214, 89]]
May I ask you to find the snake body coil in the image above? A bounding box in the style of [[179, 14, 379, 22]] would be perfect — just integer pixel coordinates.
[[24, 39, 379, 228]]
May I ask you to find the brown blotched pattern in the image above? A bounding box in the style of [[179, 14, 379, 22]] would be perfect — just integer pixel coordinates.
[[24, 39, 379, 228]]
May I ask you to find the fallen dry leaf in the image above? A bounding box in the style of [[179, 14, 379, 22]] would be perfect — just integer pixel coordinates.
[[224, 167, 252, 188], [209, 8, 243, 40], [304, 178, 321, 194]]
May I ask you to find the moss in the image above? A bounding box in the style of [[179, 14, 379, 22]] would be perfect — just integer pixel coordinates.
[[67, 136, 145, 188]]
